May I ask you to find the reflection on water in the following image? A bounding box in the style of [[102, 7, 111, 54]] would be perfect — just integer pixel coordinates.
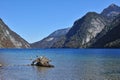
[[0, 49, 120, 80]]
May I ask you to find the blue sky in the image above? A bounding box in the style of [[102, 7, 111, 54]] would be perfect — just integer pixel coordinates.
[[0, 0, 120, 43]]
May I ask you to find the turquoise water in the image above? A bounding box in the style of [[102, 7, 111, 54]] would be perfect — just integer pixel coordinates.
[[0, 49, 120, 80]]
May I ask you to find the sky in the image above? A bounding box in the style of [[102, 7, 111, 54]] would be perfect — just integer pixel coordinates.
[[0, 0, 120, 43]]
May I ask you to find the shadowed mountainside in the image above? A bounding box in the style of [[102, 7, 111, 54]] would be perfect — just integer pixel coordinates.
[[31, 28, 70, 48]]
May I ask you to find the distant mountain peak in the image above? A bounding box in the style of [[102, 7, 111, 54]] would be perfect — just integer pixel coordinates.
[[101, 3, 120, 14], [101, 3, 120, 21], [109, 3, 119, 8]]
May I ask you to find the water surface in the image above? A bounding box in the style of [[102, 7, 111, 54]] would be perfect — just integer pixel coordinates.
[[0, 49, 120, 80]]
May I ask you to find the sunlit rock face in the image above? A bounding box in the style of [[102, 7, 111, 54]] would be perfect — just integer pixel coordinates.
[[91, 14, 120, 48], [31, 28, 70, 48], [63, 12, 107, 48], [0, 19, 30, 48]]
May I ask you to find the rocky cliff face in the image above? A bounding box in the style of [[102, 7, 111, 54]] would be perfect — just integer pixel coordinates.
[[0, 19, 30, 48], [86, 4, 120, 48], [91, 14, 120, 48], [62, 12, 107, 48], [31, 28, 70, 48]]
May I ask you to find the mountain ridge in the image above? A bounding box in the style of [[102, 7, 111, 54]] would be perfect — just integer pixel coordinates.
[[0, 18, 30, 48], [31, 3, 120, 48], [101, 3, 120, 21], [30, 28, 70, 48]]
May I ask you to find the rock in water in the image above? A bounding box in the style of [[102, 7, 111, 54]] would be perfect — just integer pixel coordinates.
[[31, 56, 54, 67], [0, 64, 2, 67]]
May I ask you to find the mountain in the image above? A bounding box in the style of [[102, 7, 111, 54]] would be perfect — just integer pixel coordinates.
[[53, 4, 120, 48], [31, 28, 70, 48], [61, 12, 107, 48], [101, 3, 120, 21], [0, 19, 30, 48], [91, 14, 120, 48], [86, 4, 120, 48], [32, 4, 120, 48]]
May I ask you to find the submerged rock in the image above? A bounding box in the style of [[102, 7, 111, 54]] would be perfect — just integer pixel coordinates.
[[31, 56, 54, 68]]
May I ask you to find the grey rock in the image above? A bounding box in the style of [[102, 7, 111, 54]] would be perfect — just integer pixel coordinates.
[[31, 56, 54, 67], [0, 64, 2, 67]]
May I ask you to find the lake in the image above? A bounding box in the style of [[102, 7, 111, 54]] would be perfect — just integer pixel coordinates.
[[0, 49, 120, 80]]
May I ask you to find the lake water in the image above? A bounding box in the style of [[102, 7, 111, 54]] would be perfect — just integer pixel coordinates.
[[0, 49, 120, 80]]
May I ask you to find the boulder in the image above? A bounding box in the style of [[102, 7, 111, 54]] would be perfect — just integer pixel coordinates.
[[0, 64, 2, 67], [31, 56, 54, 67]]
